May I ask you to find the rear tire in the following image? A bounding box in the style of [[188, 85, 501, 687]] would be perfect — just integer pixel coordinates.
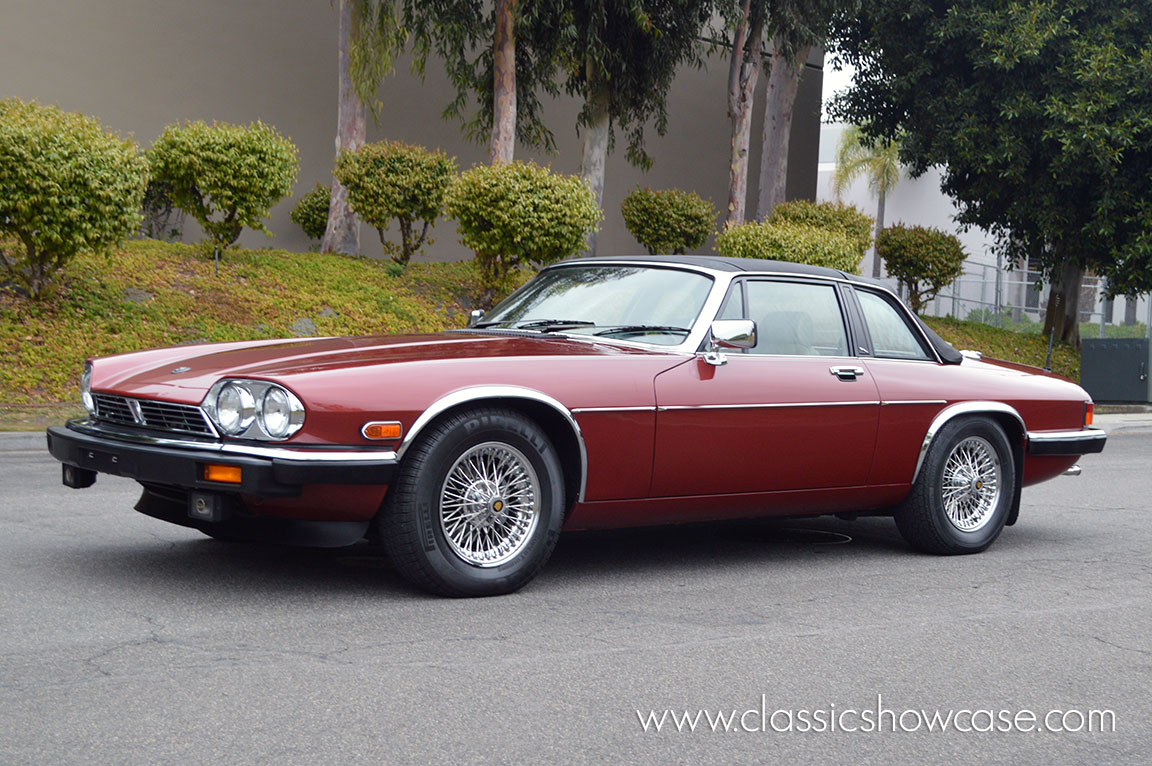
[[895, 416, 1016, 555], [377, 407, 565, 596]]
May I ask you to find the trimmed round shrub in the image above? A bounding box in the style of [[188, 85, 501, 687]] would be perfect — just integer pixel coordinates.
[[768, 199, 874, 259], [444, 161, 602, 290], [621, 186, 716, 255], [335, 141, 457, 265], [0, 99, 148, 298], [877, 223, 967, 314], [148, 120, 298, 250], [714, 220, 862, 273], [290, 183, 331, 241]]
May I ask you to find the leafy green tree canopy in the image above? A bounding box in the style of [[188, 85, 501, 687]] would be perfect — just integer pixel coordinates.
[[0, 99, 148, 298], [830, 1, 1152, 297]]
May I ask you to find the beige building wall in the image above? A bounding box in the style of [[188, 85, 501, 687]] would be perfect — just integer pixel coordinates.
[[0, 0, 822, 260]]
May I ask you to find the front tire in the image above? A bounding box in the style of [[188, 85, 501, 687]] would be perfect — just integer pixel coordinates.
[[895, 416, 1016, 555], [378, 407, 566, 596]]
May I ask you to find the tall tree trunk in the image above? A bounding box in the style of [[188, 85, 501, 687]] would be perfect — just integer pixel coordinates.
[[580, 71, 611, 256], [725, 4, 763, 227], [321, 0, 366, 255], [871, 188, 886, 278], [490, 0, 516, 165], [756, 35, 810, 220], [1043, 252, 1083, 349]]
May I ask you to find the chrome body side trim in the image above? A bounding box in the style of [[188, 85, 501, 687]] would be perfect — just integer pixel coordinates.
[[570, 406, 657, 414], [656, 401, 881, 412], [911, 401, 1026, 484], [881, 399, 948, 407], [65, 418, 398, 464], [1027, 428, 1107, 444], [397, 385, 589, 503]]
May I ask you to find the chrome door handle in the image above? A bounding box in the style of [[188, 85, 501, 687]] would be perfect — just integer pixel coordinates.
[[830, 366, 865, 381]]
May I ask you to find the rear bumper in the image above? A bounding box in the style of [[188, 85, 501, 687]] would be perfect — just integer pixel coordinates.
[[46, 419, 399, 498], [1027, 427, 1107, 457]]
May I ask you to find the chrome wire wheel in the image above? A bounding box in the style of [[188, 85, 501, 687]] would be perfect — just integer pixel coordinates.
[[941, 436, 1002, 533], [439, 441, 541, 567]]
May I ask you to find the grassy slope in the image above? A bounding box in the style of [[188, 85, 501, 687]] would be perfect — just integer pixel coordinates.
[[0, 240, 523, 417], [922, 315, 1079, 381], [1, 241, 1080, 426]]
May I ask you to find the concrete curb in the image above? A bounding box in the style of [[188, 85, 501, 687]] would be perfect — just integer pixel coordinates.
[[0, 432, 47, 453]]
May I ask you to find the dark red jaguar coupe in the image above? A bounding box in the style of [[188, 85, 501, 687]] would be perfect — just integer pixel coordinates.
[[47, 256, 1105, 596]]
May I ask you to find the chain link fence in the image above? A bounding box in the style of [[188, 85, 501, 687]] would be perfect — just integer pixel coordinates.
[[876, 261, 1151, 340]]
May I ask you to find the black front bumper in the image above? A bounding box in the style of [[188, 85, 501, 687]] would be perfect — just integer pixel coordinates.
[[46, 420, 399, 498]]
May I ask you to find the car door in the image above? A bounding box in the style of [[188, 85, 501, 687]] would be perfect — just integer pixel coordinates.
[[650, 277, 880, 497]]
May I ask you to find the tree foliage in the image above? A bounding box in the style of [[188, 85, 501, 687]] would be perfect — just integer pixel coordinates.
[[0, 99, 148, 298], [291, 183, 332, 242], [335, 141, 457, 265], [404, 1, 562, 152], [622, 187, 716, 255], [876, 224, 966, 314], [148, 121, 298, 251], [768, 199, 873, 259], [542, 2, 712, 170], [830, 0, 1152, 337], [444, 161, 602, 289], [714, 219, 861, 272]]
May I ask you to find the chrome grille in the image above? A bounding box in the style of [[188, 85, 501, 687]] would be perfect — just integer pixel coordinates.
[[92, 393, 214, 436]]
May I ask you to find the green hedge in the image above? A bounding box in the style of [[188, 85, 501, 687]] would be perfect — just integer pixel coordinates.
[[877, 224, 966, 314], [148, 120, 298, 251], [714, 220, 862, 273], [335, 141, 456, 265], [444, 161, 601, 291], [290, 183, 331, 242], [621, 187, 716, 255], [768, 200, 874, 259], [0, 98, 148, 298]]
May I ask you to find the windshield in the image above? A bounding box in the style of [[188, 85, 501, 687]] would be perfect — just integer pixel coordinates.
[[478, 265, 713, 346]]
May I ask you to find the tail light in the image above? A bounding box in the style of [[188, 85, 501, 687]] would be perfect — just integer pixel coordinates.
[[1085, 401, 1094, 427]]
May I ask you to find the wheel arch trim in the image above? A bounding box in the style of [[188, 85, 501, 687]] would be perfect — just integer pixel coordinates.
[[912, 401, 1026, 484], [396, 385, 589, 502]]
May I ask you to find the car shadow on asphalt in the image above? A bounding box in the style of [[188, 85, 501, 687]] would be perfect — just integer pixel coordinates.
[[59, 515, 913, 601]]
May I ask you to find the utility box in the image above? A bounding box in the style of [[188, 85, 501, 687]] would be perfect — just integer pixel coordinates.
[[1081, 338, 1151, 403]]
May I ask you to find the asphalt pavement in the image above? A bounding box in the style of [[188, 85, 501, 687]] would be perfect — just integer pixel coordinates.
[[0, 422, 1149, 764]]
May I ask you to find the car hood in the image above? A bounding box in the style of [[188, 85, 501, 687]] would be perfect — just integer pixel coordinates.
[[91, 332, 669, 404]]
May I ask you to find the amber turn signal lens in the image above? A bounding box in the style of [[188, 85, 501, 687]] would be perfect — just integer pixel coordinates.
[[1085, 402, 1094, 426], [362, 421, 403, 440], [203, 464, 243, 484]]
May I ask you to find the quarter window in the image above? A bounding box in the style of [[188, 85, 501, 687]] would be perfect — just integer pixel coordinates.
[[857, 291, 932, 360], [741, 281, 849, 357]]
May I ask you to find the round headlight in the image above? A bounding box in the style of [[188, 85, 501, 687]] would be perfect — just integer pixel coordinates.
[[216, 383, 255, 435], [260, 387, 292, 439], [80, 364, 94, 414]]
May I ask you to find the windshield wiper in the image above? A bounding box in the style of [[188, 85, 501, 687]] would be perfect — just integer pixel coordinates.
[[515, 319, 596, 332], [593, 324, 691, 337]]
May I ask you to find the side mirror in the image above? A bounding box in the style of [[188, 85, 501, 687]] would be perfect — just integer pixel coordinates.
[[702, 319, 756, 366], [468, 309, 485, 328]]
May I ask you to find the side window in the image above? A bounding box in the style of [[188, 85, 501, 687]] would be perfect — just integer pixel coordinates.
[[744, 281, 849, 356], [718, 282, 744, 320], [857, 291, 932, 360]]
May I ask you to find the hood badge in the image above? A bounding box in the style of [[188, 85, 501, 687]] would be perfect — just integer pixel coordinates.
[[170, 366, 191, 374]]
